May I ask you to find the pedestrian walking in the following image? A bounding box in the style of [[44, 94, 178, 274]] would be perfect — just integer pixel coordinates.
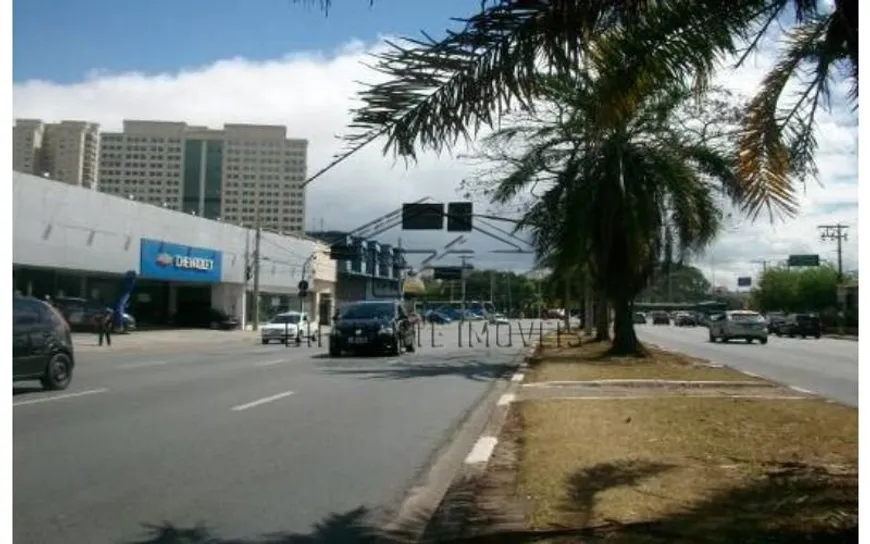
[[97, 308, 113, 347]]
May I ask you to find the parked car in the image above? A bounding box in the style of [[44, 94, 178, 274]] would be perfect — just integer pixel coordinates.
[[777, 313, 822, 339], [650, 311, 670, 325], [53, 296, 136, 333], [489, 313, 510, 325], [424, 310, 452, 324], [329, 300, 416, 357], [13, 295, 75, 390], [171, 307, 240, 329], [632, 312, 647, 324], [260, 311, 317, 344], [708, 310, 768, 344]]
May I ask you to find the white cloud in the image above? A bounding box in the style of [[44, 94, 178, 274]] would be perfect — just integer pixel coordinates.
[[13, 32, 858, 284]]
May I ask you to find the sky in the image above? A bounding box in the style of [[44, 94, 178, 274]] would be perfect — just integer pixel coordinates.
[[12, 0, 860, 288]]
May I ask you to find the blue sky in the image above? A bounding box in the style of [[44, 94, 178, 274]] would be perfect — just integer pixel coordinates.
[[13, 0, 479, 82]]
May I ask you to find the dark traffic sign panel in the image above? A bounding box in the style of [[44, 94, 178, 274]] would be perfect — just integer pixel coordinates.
[[446, 202, 473, 232], [788, 254, 820, 267], [401, 203, 444, 230]]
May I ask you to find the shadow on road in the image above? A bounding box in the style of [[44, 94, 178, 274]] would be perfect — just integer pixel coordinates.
[[13, 386, 44, 396], [320, 359, 516, 382], [124, 506, 426, 543]]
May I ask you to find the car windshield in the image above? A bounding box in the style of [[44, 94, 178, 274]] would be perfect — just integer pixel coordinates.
[[340, 303, 394, 320], [270, 314, 301, 324], [730, 312, 763, 322]]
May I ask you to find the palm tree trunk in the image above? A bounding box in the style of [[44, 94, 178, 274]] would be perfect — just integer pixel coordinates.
[[594, 293, 610, 342], [610, 294, 641, 356]]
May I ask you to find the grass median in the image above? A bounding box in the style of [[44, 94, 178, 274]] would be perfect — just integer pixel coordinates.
[[528, 335, 757, 383], [515, 396, 858, 543]]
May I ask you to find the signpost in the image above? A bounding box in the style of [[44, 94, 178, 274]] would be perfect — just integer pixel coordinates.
[[787, 254, 820, 267]]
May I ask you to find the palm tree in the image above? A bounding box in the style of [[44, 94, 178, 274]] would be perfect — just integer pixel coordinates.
[[295, 0, 857, 221], [479, 72, 738, 355]]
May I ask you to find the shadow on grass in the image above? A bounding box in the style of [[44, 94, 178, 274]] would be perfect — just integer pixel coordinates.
[[440, 459, 858, 543]]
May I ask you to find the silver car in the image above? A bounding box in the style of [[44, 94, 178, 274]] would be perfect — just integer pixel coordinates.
[[708, 311, 768, 344]]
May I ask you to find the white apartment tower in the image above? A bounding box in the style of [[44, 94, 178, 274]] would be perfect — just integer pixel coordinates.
[[13, 119, 101, 188], [98, 120, 308, 233]]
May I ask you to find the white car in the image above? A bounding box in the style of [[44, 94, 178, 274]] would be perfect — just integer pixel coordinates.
[[708, 311, 768, 344], [489, 313, 510, 325], [260, 311, 317, 344]]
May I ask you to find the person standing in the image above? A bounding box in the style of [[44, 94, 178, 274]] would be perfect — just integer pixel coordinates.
[[97, 308, 113, 347]]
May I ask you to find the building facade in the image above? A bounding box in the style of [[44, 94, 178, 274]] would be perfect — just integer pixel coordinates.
[[13, 172, 335, 328], [13, 119, 100, 188], [306, 230, 403, 307], [97, 120, 308, 234]]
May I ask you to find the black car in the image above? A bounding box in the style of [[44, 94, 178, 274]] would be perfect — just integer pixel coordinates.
[[54, 296, 136, 333], [674, 313, 697, 327], [172, 307, 240, 329], [651, 311, 670, 325], [329, 300, 416, 357], [13, 296, 75, 390], [777, 313, 822, 339], [765, 312, 788, 335], [632, 312, 647, 324]]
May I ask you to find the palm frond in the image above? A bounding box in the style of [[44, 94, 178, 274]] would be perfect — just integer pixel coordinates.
[[736, 13, 842, 221], [341, 0, 767, 161]]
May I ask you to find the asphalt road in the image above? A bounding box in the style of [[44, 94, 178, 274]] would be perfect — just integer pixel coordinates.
[[636, 324, 859, 407], [14, 321, 547, 543]]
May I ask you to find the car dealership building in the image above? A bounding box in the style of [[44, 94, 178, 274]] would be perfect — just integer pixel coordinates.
[[13, 171, 337, 327]]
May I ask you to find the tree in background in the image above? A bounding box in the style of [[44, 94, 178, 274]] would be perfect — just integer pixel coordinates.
[[751, 265, 839, 316], [639, 264, 713, 303]]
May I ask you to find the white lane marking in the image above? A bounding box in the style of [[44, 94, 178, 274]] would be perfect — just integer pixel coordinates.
[[789, 385, 815, 395], [511, 372, 524, 383], [497, 393, 515, 406], [465, 436, 498, 464], [231, 391, 295, 411], [117, 360, 169, 370], [13, 388, 108, 407], [254, 359, 289, 367]]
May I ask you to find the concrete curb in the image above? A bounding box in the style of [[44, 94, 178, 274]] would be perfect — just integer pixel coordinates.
[[405, 341, 539, 542]]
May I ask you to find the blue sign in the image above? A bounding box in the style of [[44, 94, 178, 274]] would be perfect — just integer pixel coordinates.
[[139, 238, 222, 283]]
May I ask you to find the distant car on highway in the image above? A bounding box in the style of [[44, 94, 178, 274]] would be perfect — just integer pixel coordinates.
[[489, 313, 510, 325], [650, 311, 670, 325], [674, 312, 697, 327], [707, 310, 768, 344], [777, 313, 822, 339], [13, 295, 75, 390], [764, 312, 788, 334], [632, 312, 647, 324], [423, 310, 452, 324], [329, 300, 416, 357]]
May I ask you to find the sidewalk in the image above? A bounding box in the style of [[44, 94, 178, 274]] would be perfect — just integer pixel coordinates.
[[72, 329, 260, 353]]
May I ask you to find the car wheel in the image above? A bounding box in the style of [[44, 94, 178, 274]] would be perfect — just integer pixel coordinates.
[[405, 334, 416, 353], [388, 336, 402, 356], [41, 353, 73, 391], [329, 344, 341, 357], [708, 331, 715, 342], [747, 338, 753, 344], [261, 339, 269, 345], [760, 337, 768, 344], [815, 333, 821, 339]]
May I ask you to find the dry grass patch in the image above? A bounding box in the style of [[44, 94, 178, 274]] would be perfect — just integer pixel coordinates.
[[528, 340, 755, 383], [517, 397, 857, 543]]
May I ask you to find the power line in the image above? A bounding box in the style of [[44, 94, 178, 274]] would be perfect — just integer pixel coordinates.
[[818, 224, 849, 282]]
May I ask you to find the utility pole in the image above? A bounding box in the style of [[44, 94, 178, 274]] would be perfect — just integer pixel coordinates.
[[751, 259, 770, 272], [819, 224, 849, 334], [460, 256, 471, 320], [489, 270, 495, 307], [819, 224, 849, 282], [251, 210, 262, 331], [242, 228, 251, 329]]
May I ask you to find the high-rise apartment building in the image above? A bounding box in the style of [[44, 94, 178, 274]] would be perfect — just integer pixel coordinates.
[[13, 119, 101, 188], [98, 120, 308, 233]]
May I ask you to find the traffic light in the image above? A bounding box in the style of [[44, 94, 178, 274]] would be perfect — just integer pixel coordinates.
[[447, 202, 473, 232]]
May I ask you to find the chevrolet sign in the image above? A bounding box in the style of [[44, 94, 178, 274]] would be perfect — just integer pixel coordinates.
[[156, 252, 214, 271]]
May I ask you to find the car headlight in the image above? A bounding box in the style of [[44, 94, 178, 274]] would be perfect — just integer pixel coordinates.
[[379, 326, 394, 335]]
